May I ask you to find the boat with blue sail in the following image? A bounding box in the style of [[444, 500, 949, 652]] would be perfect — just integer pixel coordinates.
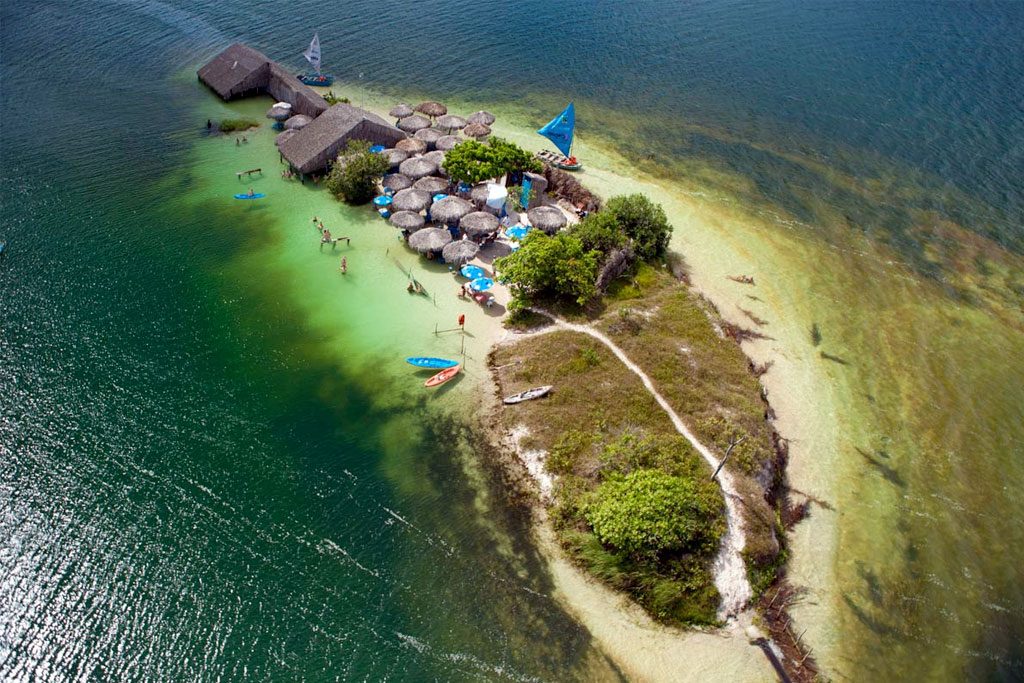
[[296, 33, 334, 86], [536, 103, 581, 171]]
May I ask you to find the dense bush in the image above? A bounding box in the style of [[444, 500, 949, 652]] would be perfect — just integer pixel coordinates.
[[570, 211, 626, 254], [605, 194, 672, 261], [442, 137, 541, 185], [219, 118, 259, 132], [325, 140, 389, 205], [494, 231, 599, 306]]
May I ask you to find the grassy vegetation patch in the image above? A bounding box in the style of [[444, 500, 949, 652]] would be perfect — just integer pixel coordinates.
[[219, 118, 260, 132]]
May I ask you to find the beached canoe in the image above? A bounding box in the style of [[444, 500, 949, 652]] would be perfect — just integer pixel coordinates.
[[425, 364, 460, 388], [234, 193, 265, 200], [503, 385, 553, 404], [535, 150, 581, 171], [406, 357, 459, 369]]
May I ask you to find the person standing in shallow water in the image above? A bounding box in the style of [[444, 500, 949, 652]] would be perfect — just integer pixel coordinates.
[[340, 257, 347, 274]]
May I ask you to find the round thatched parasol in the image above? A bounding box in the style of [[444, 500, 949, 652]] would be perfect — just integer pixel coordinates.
[[423, 150, 447, 176], [414, 176, 449, 194], [267, 105, 292, 121], [469, 183, 491, 206], [275, 129, 298, 147], [435, 114, 468, 132], [389, 210, 425, 232], [283, 114, 312, 130], [415, 101, 447, 118], [398, 156, 438, 180], [413, 127, 444, 148], [397, 115, 431, 133], [468, 110, 496, 126], [391, 188, 432, 212], [435, 135, 463, 152], [382, 173, 413, 192], [408, 227, 453, 254], [462, 122, 491, 139], [441, 240, 480, 266], [395, 138, 427, 155], [459, 211, 500, 239], [389, 103, 414, 120], [431, 196, 473, 225], [528, 206, 568, 234], [382, 148, 409, 168]]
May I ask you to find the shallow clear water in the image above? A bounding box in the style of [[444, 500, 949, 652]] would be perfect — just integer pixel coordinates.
[[2, 0, 1023, 680]]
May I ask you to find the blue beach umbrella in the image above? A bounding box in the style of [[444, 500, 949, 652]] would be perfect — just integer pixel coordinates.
[[505, 225, 530, 241], [433, 193, 449, 203], [469, 277, 494, 292], [460, 264, 485, 280], [373, 195, 393, 207], [370, 144, 386, 153]]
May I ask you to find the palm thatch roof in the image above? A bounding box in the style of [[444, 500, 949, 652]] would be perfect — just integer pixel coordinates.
[[389, 104, 414, 119], [382, 148, 409, 168], [414, 127, 444, 148], [435, 135, 463, 151], [275, 129, 299, 147], [391, 188, 432, 212], [198, 44, 328, 117], [468, 111, 496, 126], [415, 101, 447, 118], [441, 240, 480, 265], [436, 114, 468, 131], [424, 150, 447, 175], [431, 196, 473, 225], [267, 105, 291, 120], [527, 205, 568, 234], [266, 63, 330, 117], [408, 227, 452, 253], [278, 103, 405, 174], [389, 210, 425, 231], [413, 176, 449, 194], [397, 115, 431, 133], [382, 173, 413, 191], [283, 114, 312, 130], [398, 156, 438, 180], [469, 183, 491, 206], [395, 138, 427, 155], [459, 211, 500, 239], [463, 122, 491, 138]]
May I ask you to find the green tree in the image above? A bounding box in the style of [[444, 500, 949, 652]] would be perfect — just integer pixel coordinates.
[[325, 140, 389, 205], [494, 232, 599, 306], [487, 137, 542, 175], [585, 469, 724, 558], [442, 137, 541, 185], [606, 194, 673, 261], [569, 211, 626, 255]]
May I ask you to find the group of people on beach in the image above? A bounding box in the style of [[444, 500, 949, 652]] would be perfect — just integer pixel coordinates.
[[313, 216, 349, 273]]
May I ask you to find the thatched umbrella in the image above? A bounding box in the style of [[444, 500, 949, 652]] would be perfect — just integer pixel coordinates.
[[391, 188, 432, 212], [463, 122, 491, 139], [267, 104, 291, 121], [397, 115, 431, 133], [424, 150, 447, 176], [435, 135, 463, 151], [435, 114, 468, 132], [389, 210, 425, 232], [414, 127, 444, 148], [528, 205, 567, 234], [389, 104, 414, 121], [398, 156, 438, 180], [284, 114, 312, 130], [414, 176, 449, 194], [441, 240, 480, 266], [468, 111, 495, 126], [382, 173, 413, 192], [275, 129, 298, 147], [409, 227, 453, 254], [415, 101, 447, 118], [382, 148, 409, 168], [469, 183, 491, 206], [431, 196, 473, 225], [460, 211, 500, 239], [395, 138, 427, 155]]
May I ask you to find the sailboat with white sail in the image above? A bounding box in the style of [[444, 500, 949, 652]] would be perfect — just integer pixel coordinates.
[[296, 33, 334, 86]]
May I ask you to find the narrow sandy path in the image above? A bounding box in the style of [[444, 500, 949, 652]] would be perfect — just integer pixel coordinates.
[[527, 309, 753, 617]]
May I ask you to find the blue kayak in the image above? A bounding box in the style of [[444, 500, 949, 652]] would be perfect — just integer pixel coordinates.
[[234, 193, 265, 200], [406, 357, 459, 369]]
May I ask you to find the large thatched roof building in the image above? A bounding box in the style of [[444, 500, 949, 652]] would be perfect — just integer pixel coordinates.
[[197, 43, 328, 118], [277, 103, 406, 174]]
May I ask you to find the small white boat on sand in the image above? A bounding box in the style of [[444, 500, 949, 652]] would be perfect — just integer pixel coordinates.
[[503, 385, 553, 404]]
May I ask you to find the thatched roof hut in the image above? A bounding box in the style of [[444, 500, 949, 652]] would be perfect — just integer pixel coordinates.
[[398, 156, 438, 180], [197, 44, 328, 117], [284, 114, 312, 130], [413, 127, 444, 148], [389, 104, 414, 120], [463, 122, 491, 139], [435, 135, 463, 151], [382, 173, 413, 192], [275, 129, 299, 147], [395, 138, 427, 155], [431, 196, 473, 225], [389, 210, 425, 231], [409, 227, 452, 253], [382, 148, 409, 168], [415, 101, 447, 118], [397, 115, 431, 133], [391, 188, 432, 212], [278, 103, 405, 174], [459, 211, 500, 239], [468, 111, 495, 126], [441, 240, 480, 265], [436, 114, 468, 131], [414, 176, 449, 194], [527, 205, 568, 234]]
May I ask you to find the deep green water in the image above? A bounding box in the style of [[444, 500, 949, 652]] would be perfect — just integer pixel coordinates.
[[3, 0, 1023, 680]]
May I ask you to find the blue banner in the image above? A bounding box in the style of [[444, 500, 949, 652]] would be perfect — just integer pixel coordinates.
[[521, 177, 532, 208], [537, 102, 575, 157]]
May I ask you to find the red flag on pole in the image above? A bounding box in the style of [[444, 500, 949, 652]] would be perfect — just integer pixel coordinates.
[[458, 314, 466, 327]]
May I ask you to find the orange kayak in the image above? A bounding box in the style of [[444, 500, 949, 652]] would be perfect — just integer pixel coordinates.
[[425, 364, 460, 387]]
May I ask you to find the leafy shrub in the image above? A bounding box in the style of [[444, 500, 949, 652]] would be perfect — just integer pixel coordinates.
[[570, 211, 626, 255], [494, 231, 599, 306], [567, 345, 601, 373], [323, 91, 350, 105], [325, 140, 389, 205], [442, 137, 541, 184], [219, 118, 259, 132], [606, 194, 673, 261]]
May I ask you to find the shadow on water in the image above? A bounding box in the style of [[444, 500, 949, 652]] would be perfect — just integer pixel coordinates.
[[855, 447, 907, 488]]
